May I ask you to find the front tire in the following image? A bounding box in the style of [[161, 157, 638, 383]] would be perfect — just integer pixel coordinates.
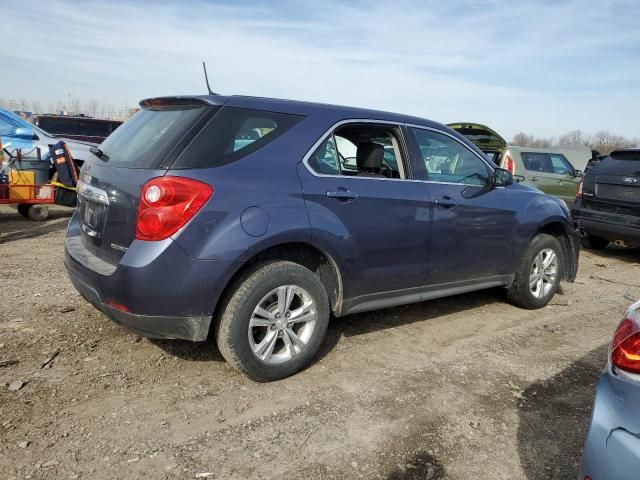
[[215, 261, 330, 382], [507, 234, 562, 309]]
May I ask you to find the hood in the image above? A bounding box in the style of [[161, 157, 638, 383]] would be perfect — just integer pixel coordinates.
[[447, 122, 507, 152]]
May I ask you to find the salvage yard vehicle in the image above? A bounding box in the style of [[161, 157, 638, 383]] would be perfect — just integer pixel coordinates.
[[572, 148, 640, 249], [580, 300, 640, 480], [499, 146, 583, 206], [0, 108, 95, 167], [64, 95, 579, 381], [33, 114, 122, 143], [447, 122, 507, 164]]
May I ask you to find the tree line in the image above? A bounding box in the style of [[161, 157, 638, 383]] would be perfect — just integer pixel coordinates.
[[512, 130, 640, 155], [0, 97, 137, 121]]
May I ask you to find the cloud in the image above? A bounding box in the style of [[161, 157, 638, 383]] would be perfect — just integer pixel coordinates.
[[2, 0, 639, 138]]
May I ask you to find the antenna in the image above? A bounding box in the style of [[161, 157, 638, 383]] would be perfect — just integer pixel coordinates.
[[202, 61, 215, 95]]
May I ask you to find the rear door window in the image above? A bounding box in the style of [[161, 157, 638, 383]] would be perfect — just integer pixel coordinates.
[[522, 152, 574, 175], [172, 107, 303, 169]]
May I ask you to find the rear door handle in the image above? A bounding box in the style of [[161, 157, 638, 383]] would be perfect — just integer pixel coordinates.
[[326, 190, 358, 201], [434, 197, 457, 208]]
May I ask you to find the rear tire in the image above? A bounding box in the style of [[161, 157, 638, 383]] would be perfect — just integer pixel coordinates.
[[215, 261, 330, 382], [27, 205, 49, 221], [507, 234, 563, 309], [581, 233, 609, 250]]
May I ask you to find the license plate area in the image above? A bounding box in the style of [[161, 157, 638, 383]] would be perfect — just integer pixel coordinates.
[[596, 183, 640, 203], [80, 199, 107, 240]]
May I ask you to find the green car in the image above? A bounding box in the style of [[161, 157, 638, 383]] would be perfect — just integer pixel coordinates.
[[449, 123, 582, 206], [447, 122, 507, 164], [499, 146, 582, 206]]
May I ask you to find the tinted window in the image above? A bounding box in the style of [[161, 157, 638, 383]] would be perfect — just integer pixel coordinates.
[[411, 128, 490, 185], [173, 107, 303, 169], [589, 151, 640, 175], [521, 152, 574, 175], [98, 107, 208, 168]]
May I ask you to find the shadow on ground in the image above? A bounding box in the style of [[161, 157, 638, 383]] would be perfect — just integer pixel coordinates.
[[153, 288, 506, 367], [587, 243, 640, 263], [517, 344, 608, 480], [385, 450, 446, 480], [150, 338, 225, 362], [315, 287, 506, 363], [0, 208, 72, 244]]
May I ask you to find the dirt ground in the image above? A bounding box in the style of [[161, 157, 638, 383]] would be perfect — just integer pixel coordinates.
[[1, 205, 638, 480]]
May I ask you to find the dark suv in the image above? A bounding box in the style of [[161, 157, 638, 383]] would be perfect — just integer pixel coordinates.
[[573, 149, 640, 249], [65, 95, 579, 381]]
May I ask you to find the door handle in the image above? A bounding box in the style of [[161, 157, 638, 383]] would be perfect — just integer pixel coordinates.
[[326, 190, 358, 201], [530, 177, 538, 182], [434, 196, 457, 208]]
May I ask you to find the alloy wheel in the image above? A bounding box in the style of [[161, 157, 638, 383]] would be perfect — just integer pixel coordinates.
[[529, 248, 558, 299], [248, 285, 317, 364]]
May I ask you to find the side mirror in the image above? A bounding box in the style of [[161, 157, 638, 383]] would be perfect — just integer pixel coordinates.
[[573, 169, 583, 177], [492, 167, 513, 187], [11, 127, 37, 140]]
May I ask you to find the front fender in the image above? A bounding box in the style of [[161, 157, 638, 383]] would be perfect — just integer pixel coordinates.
[[514, 193, 579, 280]]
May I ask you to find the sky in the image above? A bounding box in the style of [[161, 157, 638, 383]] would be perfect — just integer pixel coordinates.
[[2, 0, 639, 139]]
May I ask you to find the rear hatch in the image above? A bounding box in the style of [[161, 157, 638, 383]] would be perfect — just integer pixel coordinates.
[[76, 99, 217, 266], [447, 122, 507, 164], [582, 150, 640, 220]]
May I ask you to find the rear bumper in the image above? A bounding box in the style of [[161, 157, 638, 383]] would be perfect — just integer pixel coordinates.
[[578, 218, 640, 242], [64, 211, 239, 341], [580, 373, 640, 480], [572, 204, 640, 242], [66, 264, 210, 340]]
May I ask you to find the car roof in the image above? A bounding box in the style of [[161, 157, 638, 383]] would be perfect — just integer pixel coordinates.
[[139, 94, 449, 130]]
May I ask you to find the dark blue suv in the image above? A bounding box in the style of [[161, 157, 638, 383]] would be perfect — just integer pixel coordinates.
[[65, 95, 579, 381]]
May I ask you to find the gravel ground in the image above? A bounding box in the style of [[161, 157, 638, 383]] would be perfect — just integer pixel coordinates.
[[1, 204, 639, 480]]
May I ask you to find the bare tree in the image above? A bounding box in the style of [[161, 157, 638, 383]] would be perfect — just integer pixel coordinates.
[[71, 99, 81, 115], [558, 130, 588, 146], [511, 132, 553, 148], [86, 99, 100, 117], [31, 100, 41, 114], [512, 132, 534, 147]]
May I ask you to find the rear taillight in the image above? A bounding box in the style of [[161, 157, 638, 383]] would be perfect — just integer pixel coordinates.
[[576, 176, 584, 199], [504, 153, 515, 174], [611, 305, 640, 375], [136, 176, 213, 241]]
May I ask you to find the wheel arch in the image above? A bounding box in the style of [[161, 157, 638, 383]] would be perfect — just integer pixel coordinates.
[[211, 242, 344, 334], [532, 219, 579, 282]]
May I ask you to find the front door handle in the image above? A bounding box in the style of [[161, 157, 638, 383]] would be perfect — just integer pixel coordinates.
[[326, 190, 358, 201], [434, 196, 457, 208], [530, 177, 538, 182]]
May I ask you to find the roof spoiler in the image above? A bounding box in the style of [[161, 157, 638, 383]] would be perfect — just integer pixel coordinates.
[[139, 96, 223, 109]]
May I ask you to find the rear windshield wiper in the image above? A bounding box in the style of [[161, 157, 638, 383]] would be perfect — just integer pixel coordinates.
[[90, 146, 109, 162]]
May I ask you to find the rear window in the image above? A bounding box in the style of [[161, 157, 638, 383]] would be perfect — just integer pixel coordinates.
[[172, 107, 303, 169], [590, 151, 640, 175], [521, 152, 574, 175], [98, 107, 208, 168]]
